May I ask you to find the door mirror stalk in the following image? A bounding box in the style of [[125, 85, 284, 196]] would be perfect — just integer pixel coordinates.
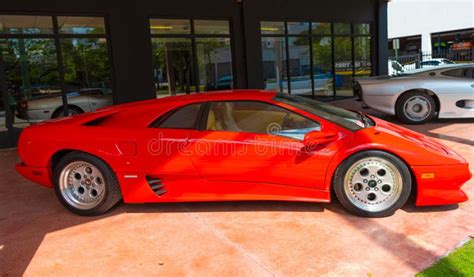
[[303, 130, 338, 151]]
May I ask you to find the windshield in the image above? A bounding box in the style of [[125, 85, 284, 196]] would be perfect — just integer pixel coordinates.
[[273, 93, 374, 131]]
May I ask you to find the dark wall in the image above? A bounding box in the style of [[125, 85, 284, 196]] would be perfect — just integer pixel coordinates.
[[376, 0, 389, 75], [0, 0, 386, 103]]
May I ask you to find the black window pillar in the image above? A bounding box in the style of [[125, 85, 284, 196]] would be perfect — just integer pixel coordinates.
[[376, 0, 388, 75], [0, 51, 15, 147], [241, 1, 265, 89], [52, 16, 69, 116], [108, 8, 156, 103]]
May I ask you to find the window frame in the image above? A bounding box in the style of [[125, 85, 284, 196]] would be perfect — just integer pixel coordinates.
[[0, 13, 116, 118], [148, 16, 237, 93], [200, 100, 321, 140], [259, 20, 373, 98]]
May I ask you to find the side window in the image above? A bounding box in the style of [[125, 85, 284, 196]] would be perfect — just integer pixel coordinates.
[[155, 103, 202, 129], [206, 101, 320, 140], [441, 68, 472, 78]]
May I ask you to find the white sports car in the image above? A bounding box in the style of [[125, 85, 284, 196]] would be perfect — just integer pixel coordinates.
[[354, 64, 474, 124], [16, 89, 113, 122]]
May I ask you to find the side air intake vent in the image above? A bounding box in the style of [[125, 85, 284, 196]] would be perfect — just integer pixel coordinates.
[[146, 176, 167, 196]]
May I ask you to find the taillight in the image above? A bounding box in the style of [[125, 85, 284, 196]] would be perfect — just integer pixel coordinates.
[[19, 101, 28, 110]]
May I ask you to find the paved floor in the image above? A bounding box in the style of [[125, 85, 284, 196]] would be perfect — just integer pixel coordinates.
[[1, 99, 473, 276]]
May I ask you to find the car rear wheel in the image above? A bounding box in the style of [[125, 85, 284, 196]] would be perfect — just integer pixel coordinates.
[[396, 91, 436, 124], [53, 152, 122, 216], [52, 106, 83, 118], [333, 150, 412, 217]]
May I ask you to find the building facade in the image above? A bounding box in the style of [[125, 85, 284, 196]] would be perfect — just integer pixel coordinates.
[[0, 0, 388, 147], [388, 0, 473, 61]]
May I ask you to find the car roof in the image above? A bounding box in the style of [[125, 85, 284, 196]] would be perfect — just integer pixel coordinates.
[[59, 90, 278, 128], [154, 89, 277, 104], [97, 89, 277, 113], [143, 89, 276, 105], [399, 63, 472, 76]]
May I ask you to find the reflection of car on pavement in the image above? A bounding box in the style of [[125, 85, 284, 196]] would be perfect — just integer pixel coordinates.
[[16, 89, 113, 122], [266, 74, 333, 95], [355, 64, 474, 124], [16, 90, 471, 218]]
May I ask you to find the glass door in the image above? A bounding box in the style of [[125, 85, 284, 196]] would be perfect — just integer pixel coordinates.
[[149, 18, 234, 98]]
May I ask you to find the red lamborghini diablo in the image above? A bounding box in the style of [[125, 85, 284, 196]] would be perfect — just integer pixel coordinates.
[[16, 90, 471, 217]]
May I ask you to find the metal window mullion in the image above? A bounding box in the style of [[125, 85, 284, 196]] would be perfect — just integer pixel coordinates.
[[284, 22, 291, 94], [194, 34, 231, 38], [151, 34, 230, 39], [228, 18, 237, 89], [0, 34, 107, 40], [309, 23, 315, 98], [58, 34, 107, 39], [0, 49, 14, 137], [190, 20, 200, 93], [330, 23, 336, 98], [351, 23, 355, 83], [0, 34, 56, 39], [52, 16, 69, 116], [104, 14, 117, 104]]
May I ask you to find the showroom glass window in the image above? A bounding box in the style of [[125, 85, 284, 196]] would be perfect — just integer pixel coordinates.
[[0, 15, 114, 131], [260, 21, 372, 98], [149, 19, 233, 97]]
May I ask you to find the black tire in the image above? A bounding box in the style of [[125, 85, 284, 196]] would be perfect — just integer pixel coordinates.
[[52, 105, 83, 119], [396, 91, 436, 124], [333, 150, 412, 218], [53, 152, 122, 216]]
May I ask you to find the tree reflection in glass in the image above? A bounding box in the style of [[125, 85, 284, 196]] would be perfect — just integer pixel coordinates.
[[196, 38, 232, 92], [152, 38, 195, 96]]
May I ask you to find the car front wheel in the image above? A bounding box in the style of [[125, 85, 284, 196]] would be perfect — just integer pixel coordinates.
[[333, 150, 412, 217], [53, 152, 122, 216]]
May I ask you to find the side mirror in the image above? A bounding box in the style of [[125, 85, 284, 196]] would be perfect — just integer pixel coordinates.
[[303, 130, 338, 150]]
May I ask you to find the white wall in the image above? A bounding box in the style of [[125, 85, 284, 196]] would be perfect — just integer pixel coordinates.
[[388, 0, 473, 52]]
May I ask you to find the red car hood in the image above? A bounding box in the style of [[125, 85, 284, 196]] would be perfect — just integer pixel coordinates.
[[367, 116, 467, 164]]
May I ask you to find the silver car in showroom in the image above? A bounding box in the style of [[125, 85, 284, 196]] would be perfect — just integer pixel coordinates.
[[354, 64, 474, 124], [17, 89, 113, 122]]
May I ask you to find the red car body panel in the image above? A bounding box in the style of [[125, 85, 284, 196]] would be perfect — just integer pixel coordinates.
[[16, 90, 471, 206]]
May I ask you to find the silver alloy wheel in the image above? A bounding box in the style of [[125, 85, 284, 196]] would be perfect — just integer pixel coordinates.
[[59, 161, 106, 210], [343, 157, 403, 212], [403, 96, 431, 122]]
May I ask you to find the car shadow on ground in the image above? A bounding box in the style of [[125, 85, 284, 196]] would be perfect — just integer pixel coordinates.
[[120, 200, 326, 214], [402, 202, 459, 213]]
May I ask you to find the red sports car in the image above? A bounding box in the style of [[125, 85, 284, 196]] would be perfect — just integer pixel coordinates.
[[16, 90, 471, 217]]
